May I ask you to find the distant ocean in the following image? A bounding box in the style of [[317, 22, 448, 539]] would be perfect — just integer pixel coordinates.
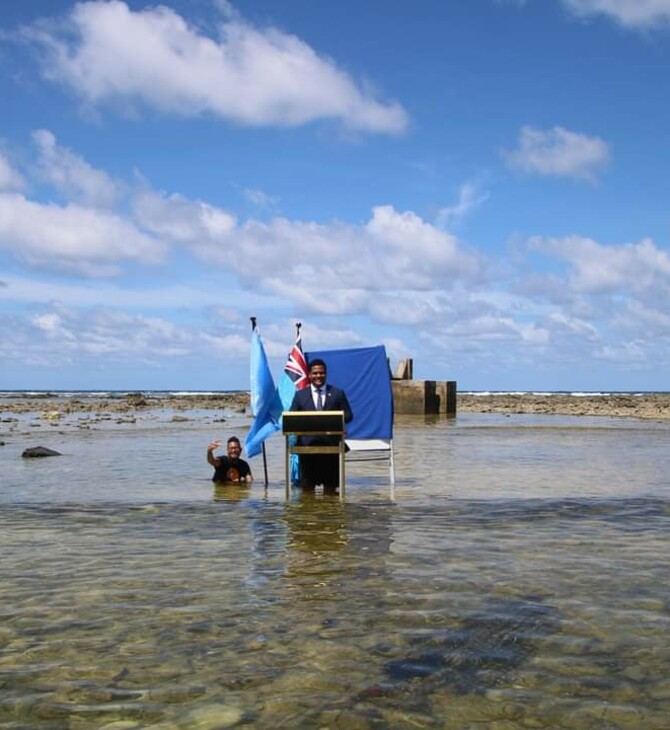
[[460, 390, 662, 397], [0, 389, 242, 399], [0, 389, 665, 399]]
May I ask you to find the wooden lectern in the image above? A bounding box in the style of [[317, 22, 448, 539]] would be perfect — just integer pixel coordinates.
[[282, 410, 346, 500]]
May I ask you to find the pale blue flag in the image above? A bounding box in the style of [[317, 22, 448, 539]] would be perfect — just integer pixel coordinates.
[[244, 329, 282, 458]]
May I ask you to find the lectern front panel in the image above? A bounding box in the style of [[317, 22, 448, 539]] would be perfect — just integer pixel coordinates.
[[281, 410, 344, 434]]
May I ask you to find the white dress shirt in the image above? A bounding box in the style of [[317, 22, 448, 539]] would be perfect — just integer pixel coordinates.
[[310, 384, 327, 409]]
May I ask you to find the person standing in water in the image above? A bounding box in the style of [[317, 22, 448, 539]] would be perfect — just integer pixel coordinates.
[[207, 436, 253, 483], [289, 358, 353, 492]]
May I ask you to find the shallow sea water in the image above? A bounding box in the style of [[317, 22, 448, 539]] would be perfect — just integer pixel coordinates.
[[2, 409, 670, 728]]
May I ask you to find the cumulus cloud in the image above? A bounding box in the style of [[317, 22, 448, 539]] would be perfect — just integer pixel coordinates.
[[502, 125, 610, 182], [132, 188, 237, 246], [159, 195, 484, 319], [498, 233, 670, 372], [132, 187, 482, 307], [229, 205, 479, 300], [0, 132, 480, 305], [619, 299, 670, 336], [21, 0, 408, 134], [32, 129, 121, 207], [528, 234, 670, 296], [563, 0, 670, 29], [11, 129, 668, 382], [0, 192, 165, 276], [31, 312, 77, 340], [2, 302, 246, 363]]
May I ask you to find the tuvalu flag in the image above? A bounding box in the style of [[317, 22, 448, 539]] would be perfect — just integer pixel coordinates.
[[244, 328, 282, 458], [278, 329, 309, 410], [278, 328, 310, 484]]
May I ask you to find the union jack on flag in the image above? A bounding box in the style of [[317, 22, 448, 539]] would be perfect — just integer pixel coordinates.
[[284, 334, 309, 390]]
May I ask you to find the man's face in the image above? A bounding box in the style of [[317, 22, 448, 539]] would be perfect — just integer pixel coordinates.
[[309, 364, 326, 388], [227, 440, 242, 459]]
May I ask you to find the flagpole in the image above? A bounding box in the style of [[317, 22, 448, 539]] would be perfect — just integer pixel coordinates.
[[287, 321, 304, 492], [261, 443, 269, 489], [250, 316, 270, 487]]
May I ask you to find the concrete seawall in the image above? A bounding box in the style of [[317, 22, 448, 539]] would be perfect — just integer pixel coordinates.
[[392, 380, 457, 416]]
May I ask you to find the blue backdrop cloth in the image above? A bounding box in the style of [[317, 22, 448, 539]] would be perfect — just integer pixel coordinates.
[[305, 345, 393, 440]]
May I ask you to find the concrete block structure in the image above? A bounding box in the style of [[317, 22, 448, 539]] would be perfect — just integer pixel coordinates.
[[391, 379, 457, 416]]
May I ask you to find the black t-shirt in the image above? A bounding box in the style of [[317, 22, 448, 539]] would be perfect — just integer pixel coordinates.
[[212, 456, 251, 483]]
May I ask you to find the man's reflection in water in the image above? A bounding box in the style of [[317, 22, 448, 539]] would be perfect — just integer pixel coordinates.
[[212, 483, 252, 503], [282, 490, 393, 610], [285, 491, 348, 553]]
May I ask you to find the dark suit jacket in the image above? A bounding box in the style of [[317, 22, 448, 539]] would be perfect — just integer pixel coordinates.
[[290, 385, 353, 445]]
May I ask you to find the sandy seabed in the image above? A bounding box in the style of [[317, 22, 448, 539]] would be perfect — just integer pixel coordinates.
[[2, 391, 670, 421]]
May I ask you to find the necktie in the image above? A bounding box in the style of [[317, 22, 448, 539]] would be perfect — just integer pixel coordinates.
[[316, 389, 324, 410]]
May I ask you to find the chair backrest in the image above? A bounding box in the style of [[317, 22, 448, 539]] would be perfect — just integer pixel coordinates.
[[305, 345, 393, 440]]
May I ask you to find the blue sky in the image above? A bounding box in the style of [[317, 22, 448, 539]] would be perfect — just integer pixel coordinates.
[[2, 0, 670, 391]]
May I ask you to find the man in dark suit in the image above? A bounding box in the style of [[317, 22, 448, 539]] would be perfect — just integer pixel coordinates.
[[289, 358, 353, 492]]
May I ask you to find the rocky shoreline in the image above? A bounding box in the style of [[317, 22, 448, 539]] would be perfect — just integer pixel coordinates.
[[0, 393, 251, 437], [0, 392, 250, 416], [2, 391, 670, 421], [457, 393, 670, 421]]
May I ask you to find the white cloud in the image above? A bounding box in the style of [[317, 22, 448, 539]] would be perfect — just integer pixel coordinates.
[[225, 203, 476, 311], [0, 130, 480, 303], [32, 129, 121, 207], [502, 125, 610, 182], [436, 182, 490, 228], [547, 311, 600, 339], [0, 152, 24, 190], [23, 0, 408, 134], [31, 312, 76, 341], [133, 188, 481, 301], [504, 234, 670, 370], [617, 299, 670, 336], [10, 131, 668, 383], [243, 187, 279, 209], [412, 303, 553, 374], [7, 304, 249, 364], [563, 0, 670, 29], [194, 205, 480, 298], [528, 234, 670, 295], [366, 205, 455, 255], [596, 340, 647, 363], [0, 192, 165, 276], [132, 189, 237, 245], [0, 300, 278, 371]]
